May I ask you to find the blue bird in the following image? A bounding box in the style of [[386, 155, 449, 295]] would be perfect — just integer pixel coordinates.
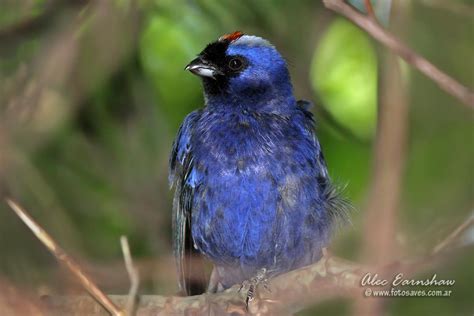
[[169, 32, 348, 295]]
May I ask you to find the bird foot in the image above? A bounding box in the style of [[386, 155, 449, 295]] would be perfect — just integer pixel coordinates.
[[238, 268, 271, 308]]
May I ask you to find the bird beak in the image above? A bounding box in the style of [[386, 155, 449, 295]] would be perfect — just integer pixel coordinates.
[[185, 57, 222, 79]]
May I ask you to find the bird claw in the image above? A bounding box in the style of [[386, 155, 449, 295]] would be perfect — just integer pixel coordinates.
[[239, 268, 271, 308], [238, 282, 246, 293], [262, 280, 271, 293]]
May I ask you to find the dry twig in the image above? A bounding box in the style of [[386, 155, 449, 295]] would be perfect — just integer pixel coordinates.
[[323, 0, 474, 108], [120, 236, 139, 316], [5, 199, 123, 316], [432, 214, 474, 255]]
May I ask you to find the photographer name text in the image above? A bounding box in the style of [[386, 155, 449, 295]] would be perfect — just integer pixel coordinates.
[[361, 273, 455, 287]]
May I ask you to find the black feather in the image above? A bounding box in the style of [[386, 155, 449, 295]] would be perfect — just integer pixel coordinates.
[[169, 110, 208, 295]]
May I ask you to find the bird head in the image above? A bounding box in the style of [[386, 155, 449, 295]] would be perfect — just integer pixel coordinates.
[[185, 32, 295, 111]]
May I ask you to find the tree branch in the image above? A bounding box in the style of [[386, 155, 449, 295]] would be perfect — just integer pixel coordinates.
[[43, 242, 468, 316], [43, 253, 363, 315], [5, 198, 472, 315], [5, 199, 124, 316], [355, 2, 411, 314], [323, 0, 474, 108]]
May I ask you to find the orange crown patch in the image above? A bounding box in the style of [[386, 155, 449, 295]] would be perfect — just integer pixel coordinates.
[[219, 31, 244, 42]]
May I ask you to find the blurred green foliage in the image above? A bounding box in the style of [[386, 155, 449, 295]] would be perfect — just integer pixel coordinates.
[[0, 1, 472, 315], [311, 18, 377, 139], [140, 9, 213, 125]]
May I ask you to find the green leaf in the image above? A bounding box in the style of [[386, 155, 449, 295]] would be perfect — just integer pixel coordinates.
[[311, 18, 377, 140]]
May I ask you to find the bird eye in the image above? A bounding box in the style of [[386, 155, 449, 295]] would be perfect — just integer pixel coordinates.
[[228, 58, 244, 71]]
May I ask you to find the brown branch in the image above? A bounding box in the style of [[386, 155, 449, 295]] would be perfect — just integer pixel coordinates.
[[43, 253, 364, 315], [5, 199, 124, 316], [0, 278, 44, 316], [6, 197, 470, 315], [356, 2, 410, 314], [323, 0, 474, 108], [42, 246, 463, 315]]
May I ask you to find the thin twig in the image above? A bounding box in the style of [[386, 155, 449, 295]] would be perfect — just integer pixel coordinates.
[[323, 0, 474, 108], [364, 0, 376, 20], [5, 199, 124, 316], [432, 214, 474, 255], [120, 236, 139, 316]]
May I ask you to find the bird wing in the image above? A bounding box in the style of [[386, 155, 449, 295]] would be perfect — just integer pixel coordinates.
[[169, 109, 207, 295], [297, 99, 352, 226]]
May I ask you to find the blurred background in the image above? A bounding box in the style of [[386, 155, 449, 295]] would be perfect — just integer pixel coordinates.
[[0, 0, 472, 315]]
